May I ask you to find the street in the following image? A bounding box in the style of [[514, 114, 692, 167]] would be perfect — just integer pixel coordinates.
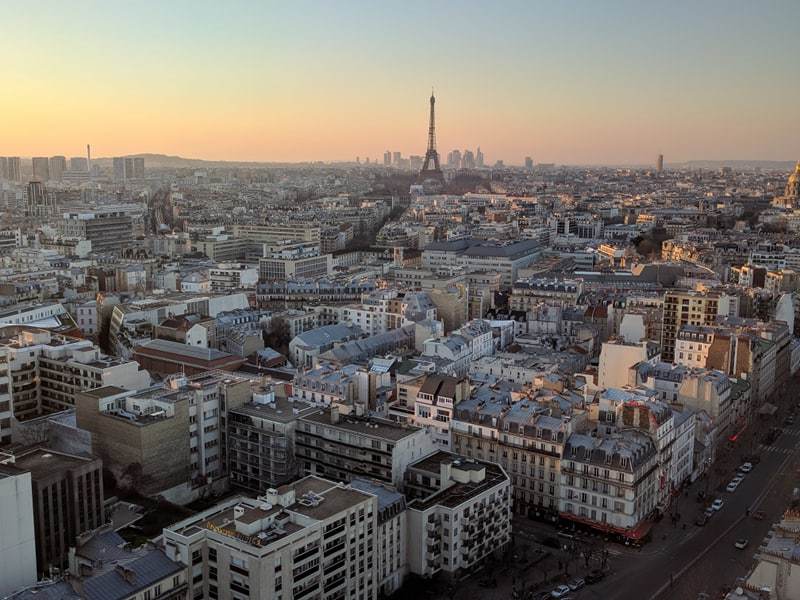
[[435, 382, 800, 600]]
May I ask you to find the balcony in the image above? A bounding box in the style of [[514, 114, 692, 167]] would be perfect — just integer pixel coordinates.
[[426, 521, 441, 534]]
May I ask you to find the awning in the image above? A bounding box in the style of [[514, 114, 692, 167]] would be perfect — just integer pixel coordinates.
[[559, 512, 653, 539]]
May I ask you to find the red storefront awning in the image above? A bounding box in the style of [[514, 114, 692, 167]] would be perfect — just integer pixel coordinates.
[[559, 512, 653, 540]]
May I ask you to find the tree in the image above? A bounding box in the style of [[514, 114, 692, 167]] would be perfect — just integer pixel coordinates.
[[263, 316, 291, 357]]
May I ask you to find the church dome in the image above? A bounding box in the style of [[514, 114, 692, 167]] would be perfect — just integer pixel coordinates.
[[786, 161, 800, 199]]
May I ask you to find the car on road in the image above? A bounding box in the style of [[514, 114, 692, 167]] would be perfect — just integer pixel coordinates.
[[726, 481, 739, 492], [567, 578, 585, 591], [704, 506, 715, 518], [695, 514, 709, 526], [711, 498, 724, 511], [739, 462, 753, 473], [550, 585, 571, 598], [734, 538, 749, 549], [586, 570, 606, 584]]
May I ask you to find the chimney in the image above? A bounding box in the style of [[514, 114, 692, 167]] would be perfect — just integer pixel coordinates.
[[439, 460, 452, 490], [330, 406, 339, 424]]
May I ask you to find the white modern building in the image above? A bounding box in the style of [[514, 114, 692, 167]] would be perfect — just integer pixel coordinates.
[[0, 457, 37, 597], [162, 476, 379, 600], [404, 452, 512, 578]]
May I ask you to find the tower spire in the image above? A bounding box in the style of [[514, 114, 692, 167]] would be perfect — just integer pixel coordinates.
[[420, 90, 443, 180]]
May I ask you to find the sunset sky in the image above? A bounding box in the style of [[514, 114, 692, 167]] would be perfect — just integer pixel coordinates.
[[2, 0, 798, 165]]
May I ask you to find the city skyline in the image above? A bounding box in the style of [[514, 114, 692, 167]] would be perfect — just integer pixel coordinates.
[[1, 1, 799, 165]]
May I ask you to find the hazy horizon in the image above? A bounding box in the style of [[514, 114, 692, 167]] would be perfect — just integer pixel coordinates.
[[1, 0, 798, 164]]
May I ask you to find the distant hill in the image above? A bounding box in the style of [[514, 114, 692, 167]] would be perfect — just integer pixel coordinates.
[[90, 153, 799, 171], [675, 160, 796, 170], [91, 153, 295, 169]]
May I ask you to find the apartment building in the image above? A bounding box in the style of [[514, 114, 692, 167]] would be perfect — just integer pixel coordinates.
[[259, 243, 332, 281], [295, 407, 436, 488], [292, 364, 360, 411], [233, 223, 321, 245], [412, 374, 470, 448], [61, 209, 134, 254], [192, 235, 253, 262], [76, 372, 251, 504], [451, 391, 574, 517], [510, 278, 584, 310], [162, 476, 379, 600], [0, 326, 149, 445], [660, 290, 732, 362], [349, 478, 407, 597], [559, 430, 659, 542], [209, 263, 259, 292], [404, 451, 512, 578], [597, 339, 660, 389], [228, 391, 317, 493]]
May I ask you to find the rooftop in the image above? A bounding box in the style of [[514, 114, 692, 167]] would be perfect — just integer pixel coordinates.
[[300, 408, 422, 442]]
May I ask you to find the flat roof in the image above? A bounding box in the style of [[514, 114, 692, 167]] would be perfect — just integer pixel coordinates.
[[301, 408, 421, 442], [13, 447, 97, 480], [134, 338, 235, 361]]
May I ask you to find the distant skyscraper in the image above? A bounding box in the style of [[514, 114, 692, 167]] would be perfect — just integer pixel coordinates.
[[49, 156, 66, 181], [133, 156, 145, 179], [25, 180, 56, 218], [462, 150, 475, 169], [447, 149, 461, 169], [392, 151, 401, 165], [525, 156, 534, 171], [657, 154, 664, 172], [7, 157, 21, 182], [124, 157, 134, 180], [383, 151, 391, 166], [476, 147, 484, 168], [31, 157, 49, 181], [0, 157, 7, 180], [70, 156, 88, 172], [112, 157, 125, 181]]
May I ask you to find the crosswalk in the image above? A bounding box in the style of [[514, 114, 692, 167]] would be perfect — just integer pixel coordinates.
[[780, 426, 800, 438], [757, 443, 795, 455]]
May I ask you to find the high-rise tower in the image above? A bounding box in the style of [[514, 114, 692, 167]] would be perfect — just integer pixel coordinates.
[[419, 91, 444, 181]]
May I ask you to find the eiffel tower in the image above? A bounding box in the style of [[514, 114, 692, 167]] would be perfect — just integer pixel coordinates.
[[419, 90, 444, 181]]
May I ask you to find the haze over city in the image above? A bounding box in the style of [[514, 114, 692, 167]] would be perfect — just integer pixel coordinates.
[[5, 3, 800, 600], [2, 0, 799, 164]]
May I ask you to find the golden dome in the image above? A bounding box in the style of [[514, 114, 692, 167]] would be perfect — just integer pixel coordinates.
[[787, 161, 800, 199], [790, 161, 800, 182]]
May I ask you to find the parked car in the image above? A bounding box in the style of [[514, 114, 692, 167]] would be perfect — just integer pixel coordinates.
[[568, 578, 585, 591], [551, 585, 571, 598], [739, 462, 753, 473], [732, 475, 744, 484], [695, 514, 709, 526], [704, 506, 715, 518], [734, 539, 749, 549], [711, 499, 724, 511], [726, 481, 739, 493], [586, 570, 606, 584]]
